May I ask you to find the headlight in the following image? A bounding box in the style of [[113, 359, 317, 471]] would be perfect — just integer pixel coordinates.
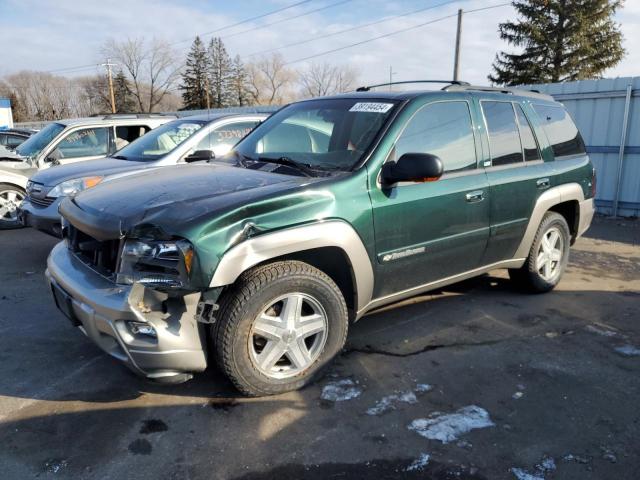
[[116, 239, 194, 289], [48, 176, 103, 198]]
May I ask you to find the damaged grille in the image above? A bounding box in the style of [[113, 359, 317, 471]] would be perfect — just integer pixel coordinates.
[[27, 196, 55, 207], [66, 224, 121, 277]]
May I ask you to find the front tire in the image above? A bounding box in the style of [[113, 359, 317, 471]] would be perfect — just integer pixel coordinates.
[[509, 211, 570, 292], [214, 260, 348, 396], [0, 184, 26, 230]]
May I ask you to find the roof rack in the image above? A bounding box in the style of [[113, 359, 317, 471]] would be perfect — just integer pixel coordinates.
[[356, 80, 470, 92], [94, 113, 174, 120], [442, 84, 553, 100]]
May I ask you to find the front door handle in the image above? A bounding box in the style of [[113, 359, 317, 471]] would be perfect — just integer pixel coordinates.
[[465, 190, 484, 203], [537, 178, 550, 189]]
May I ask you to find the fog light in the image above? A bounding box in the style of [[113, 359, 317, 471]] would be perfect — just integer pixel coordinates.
[[127, 321, 157, 337]]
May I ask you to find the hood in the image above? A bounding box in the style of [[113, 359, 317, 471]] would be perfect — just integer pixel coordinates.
[[60, 163, 317, 240], [29, 157, 153, 186], [0, 149, 26, 163]]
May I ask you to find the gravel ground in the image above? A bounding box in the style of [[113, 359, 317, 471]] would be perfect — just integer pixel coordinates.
[[0, 215, 638, 479]]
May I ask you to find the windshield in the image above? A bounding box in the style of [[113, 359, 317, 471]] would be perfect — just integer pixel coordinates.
[[113, 119, 206, 162], [232, 98, 399, 173], [15, 122, 65, 159]]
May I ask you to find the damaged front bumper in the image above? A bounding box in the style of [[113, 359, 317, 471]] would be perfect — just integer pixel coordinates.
[[46, 241, 208, 381]]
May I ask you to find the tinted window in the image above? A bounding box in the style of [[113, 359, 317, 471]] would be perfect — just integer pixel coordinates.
[[482, 101, 523, 166], [197, 121, 259, 156], [392, 101, 477, 172], [54, 127, 109, 159], [515, 105, 540, 161], [533, 104, 586, 158]]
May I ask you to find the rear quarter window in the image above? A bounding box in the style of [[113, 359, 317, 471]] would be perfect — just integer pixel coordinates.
[[533, 104, 586, 158]]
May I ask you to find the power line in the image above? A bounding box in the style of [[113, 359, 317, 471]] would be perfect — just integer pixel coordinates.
[[170, 0, 314, 46], [283, 2, 511, 65], [46, 64, 100, 74], [246, 0, 464, 57], [221, 0, 353, 41]]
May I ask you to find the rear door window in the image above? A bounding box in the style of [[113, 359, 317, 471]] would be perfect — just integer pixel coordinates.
[[533, 104, 586, 158], [114, 125, 151, 151], [515, 105, 541, 161], [392, 101, 477, 173], [481, 101, 524, 166]]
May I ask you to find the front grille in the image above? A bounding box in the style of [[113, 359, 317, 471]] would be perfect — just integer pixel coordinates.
[[66, 224, 121, 277], [27, 195, 54, 207]]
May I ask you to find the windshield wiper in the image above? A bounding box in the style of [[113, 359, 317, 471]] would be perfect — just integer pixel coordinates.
[[112, 155, 128, 160], [257, 156, 315, 177]]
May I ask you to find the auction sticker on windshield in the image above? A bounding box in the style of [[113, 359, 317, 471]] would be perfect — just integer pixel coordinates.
[[349, 102, 394, 113]]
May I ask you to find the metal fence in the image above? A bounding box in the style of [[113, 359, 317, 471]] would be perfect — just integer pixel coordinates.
[[527, 77, 640, 217]]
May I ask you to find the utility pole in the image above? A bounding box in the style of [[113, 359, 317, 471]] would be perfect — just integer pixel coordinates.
[[101, 58, 117, 114], [453, 9, 463, 81], [389, 66, 396, 91], [205, 76, 211, 110]]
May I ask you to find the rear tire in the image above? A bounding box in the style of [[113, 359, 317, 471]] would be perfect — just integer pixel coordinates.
[[213, 260, 348, 396], [508, 212, 570, 293], [0, 183, 26, 230]]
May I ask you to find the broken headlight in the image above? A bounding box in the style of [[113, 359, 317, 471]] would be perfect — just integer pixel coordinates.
[[116, 239, 194, 289]]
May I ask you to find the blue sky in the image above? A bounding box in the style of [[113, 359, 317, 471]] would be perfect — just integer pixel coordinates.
[[1, 0, 638, 85]]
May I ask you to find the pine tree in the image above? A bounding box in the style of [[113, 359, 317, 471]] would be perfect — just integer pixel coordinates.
[[181, 36, 209, 109], [207, 37, 233, 108], [489, 0, 625, 85], [229, 55, 251, 106], [113, 70, 136, 113]]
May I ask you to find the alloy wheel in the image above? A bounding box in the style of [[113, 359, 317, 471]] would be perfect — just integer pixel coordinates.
[[0, 188, 24, 224], [536, 226, 564, 281], [249, 293, 328, 379]]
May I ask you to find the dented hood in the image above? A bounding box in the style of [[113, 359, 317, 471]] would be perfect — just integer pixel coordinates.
[[59, 163, 315, 240]]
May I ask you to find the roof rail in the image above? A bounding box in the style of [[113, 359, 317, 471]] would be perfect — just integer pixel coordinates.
[[356, 80, 470, 92], [442, 84, 553, 100], [96, 113, 174, 120]]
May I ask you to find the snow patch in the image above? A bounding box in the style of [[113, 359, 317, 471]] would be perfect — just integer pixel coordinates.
[[615, 345, 640, 356], [511, 456, 556, 480], [321, 379, 362, 402], [415, 383, 432, 393], [511, 468, 543, 480], [408, 405, 494, 443], [586, 325, 617, 337], [367, 391, 418, 416], [405, 453, 430, 472]]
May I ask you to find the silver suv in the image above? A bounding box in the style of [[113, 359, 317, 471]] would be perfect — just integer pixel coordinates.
[[19, 113, 267, 236], [0, 114, 174, 229]]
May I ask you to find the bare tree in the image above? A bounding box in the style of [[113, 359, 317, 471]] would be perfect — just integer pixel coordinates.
[[102, 37, 181, 112], [298, 62, 358, 98], [246, 53, 296, 105]]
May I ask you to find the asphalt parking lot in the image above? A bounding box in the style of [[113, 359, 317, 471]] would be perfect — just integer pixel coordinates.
[[0, 216, 638, 480]]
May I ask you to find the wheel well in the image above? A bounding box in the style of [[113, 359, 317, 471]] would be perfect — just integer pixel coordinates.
[[548, 200, 579, 242], [260, 247, 357, 320]]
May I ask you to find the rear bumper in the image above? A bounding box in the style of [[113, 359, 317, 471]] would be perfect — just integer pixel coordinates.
[[577, 198, 595, 238], [46, 242, 207, 380], [19, 198, 63, 237]]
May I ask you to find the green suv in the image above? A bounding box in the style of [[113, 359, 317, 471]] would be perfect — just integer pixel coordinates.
[[46, 82, 595, 395]]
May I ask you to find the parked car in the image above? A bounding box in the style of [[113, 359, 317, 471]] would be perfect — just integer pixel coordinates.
[[0, 128, 35, 151], [0, 114, 174, 229], [19, 113, 267, 237], [46, 82, 595, 395]]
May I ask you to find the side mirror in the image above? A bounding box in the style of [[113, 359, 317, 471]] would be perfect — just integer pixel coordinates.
[[185, 150, 214, 163], [381, 153, 444, 184]]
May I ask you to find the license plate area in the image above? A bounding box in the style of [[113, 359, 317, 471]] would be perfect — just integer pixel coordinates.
[[51, 283, 81, 327]]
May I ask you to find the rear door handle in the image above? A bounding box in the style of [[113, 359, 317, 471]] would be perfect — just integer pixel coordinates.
[[537, 178, 550, 189], [465, 190, 484, 203]]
